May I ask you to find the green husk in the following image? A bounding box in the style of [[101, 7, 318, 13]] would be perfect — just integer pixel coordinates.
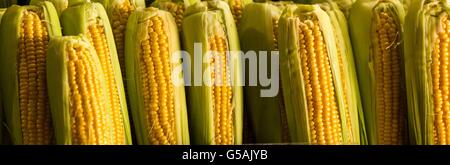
[[311, 0, 355, 18], [125, 7, 190, 145], [0, 2, 61, 145], [316, 0, 365, 145], [93, 0, 146, 17], [401, 0, 411, 13], [152, 0, 200, 7], [404, 0, 450, 145], [279, 4, 355, 144], [182, 0, 243, 145], [29, 0, 68, 15], [92, 0, 146, 146], [349, 0, 406, 145], [46, 35, 109, 145], [151, 0, 200, 31], [60, 1, 132, 145], [221, 0, 253, 24], [238, 1, 288, 144]]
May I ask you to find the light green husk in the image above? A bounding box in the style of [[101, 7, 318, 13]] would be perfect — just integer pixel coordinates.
[[182, 0, 243, 145], [124, 7, 190, 145], [349, 0, 406, 145], [29, 0, 69, 15], [0, 2, 61, 144], [278, 4, 356, 144], [238, 1, 288, 144], [60, 1, 132, 144], [404, 0, 450, 145]]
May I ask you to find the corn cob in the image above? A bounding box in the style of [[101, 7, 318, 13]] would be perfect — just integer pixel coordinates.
[[314, 0, 365, 145], [29, 0, 68, 15], [404, 0, 450, 145], [0, 2, 61, 145], [278, 4, 358, 145], [125, 7, 190, 145], [152, 0, 199, 32], [60, 1, 132, 145], [182, 0, 243, 145], [47, 35, 125, 145], [238, 1, 289, 143], [220, 0, 252, 27], [349, 0, 407, 145], [93, 0, 145, 84]]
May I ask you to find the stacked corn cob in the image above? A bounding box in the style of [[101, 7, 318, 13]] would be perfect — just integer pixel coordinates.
[[1, 0, 450, 146], [0, 1, 61, 145], [404, 0, 450, 145], [349, 0, 407, 145], [125, 7, 190, 145], [182, 0, 243, 145]]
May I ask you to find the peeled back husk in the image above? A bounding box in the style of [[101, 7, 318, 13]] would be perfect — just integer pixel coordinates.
[[182, 0, 243, 145], [311, 0, 355, 18], [404, 0, 450, 145], [47, 35, 121, 145], [0, 2, 61, 145], [238, 1, 289, 144], [278, 4, 357, 145], [349, 0, 407, 145], [125, 7, 190, 145], [314, 0, 365, 145], [60, 1, 132, 144], [29, 0, 68, 15], [151, 0, 200, 31]]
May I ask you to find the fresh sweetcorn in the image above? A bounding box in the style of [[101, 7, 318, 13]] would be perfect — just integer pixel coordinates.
[[404, 0, 450, 145], [278, 4, 359, 145], [59, 1, 132, 145], [182, 0, 243, 145], [46, 35, 132, 145], [152, 0, 200, 32], [349, 0, 407, 145], [125, 7, 190, 145], [0, 2, 61, 145]]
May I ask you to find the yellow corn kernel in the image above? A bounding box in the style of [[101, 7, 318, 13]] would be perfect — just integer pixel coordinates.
[[373, 11, 406, 145], [298, 19, 343, 145], [164, 2, 184, 31], [272, 17, 279, 50], [66, 41, 109, 145], [110, 0, 135, 83], [85, 20, 125, 145], [154, 2, 185, 31], [229, 0, 243, 27], [18, 10, 53, 145], [209, 35, 234, 145], [272, 16, 290, 143], [432, 15, 450, 145], [138, 16, 177, 145]]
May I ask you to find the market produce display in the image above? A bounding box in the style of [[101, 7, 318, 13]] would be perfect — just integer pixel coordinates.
[[0, 0, 449, 145]]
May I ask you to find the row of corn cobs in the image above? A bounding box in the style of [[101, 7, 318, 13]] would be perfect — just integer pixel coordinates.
[[0, 0, 445, 145]]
